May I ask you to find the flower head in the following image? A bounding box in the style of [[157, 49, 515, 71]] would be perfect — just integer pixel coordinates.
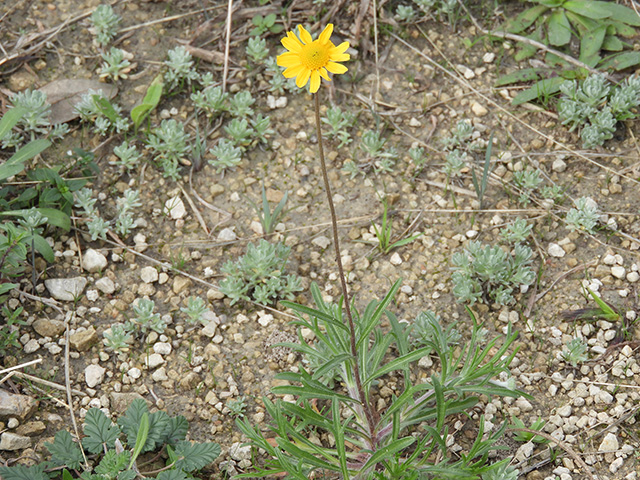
[[277, 24, 350, 94]]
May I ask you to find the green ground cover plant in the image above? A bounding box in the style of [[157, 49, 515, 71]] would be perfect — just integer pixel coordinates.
[[0, 399, 219, 480]]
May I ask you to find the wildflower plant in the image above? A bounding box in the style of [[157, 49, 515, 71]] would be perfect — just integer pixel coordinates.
[[98, 47, 132, 81], [566, 196, 599, 234], [235, 23, 527, 480], [132, 298, 166, 334], [208, 138, 243, 172], [181, 296, 211, 325], [246, 36, 270, 63], [451, 241, 535, 305], [191, 85, 228, 118], [558, 74, 640, 148], [562, 337, 588, 367], [111, 141, 142, 171], [146, 119, 191, 180], [89, 4, 120, 47], [164, 46, 199, 91], [219, 239, 302, 306]]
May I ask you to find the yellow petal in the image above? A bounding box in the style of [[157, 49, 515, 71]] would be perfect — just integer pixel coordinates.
[[296, 67, 311, 88], [319, 67, 330, 81], [283, 64, 305, 79], [282, 33, 303, 53], [331, 41, 350, 55], [318, 24, 333, 45], [329, 52, 350, 62], [277, 52, 302, 68], [309, 70, 321, 93], [326, 61, 348, 74], [298, 25, 313, 45]]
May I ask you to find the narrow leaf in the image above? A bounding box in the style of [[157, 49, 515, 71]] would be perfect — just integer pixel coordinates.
[[504, 5, 548, 33], [129, 412, 149, 468], [548, 9, 572, 46], [0, 107, 27, 139], [564, 0, 614, 20], [511, 76, 566, 105], [494, 68, 546, 87]]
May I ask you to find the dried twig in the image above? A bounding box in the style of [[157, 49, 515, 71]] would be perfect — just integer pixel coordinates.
[[65, 311, 88, 468], [510, 427, 595, 480]]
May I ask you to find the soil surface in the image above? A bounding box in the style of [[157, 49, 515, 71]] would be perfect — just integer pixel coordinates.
[[1, 1, 640, 479]]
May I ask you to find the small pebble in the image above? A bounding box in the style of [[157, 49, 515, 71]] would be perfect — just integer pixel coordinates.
[[548, 243, 565, 257]]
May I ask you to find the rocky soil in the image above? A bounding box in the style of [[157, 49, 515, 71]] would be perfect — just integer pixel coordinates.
[[2, 1, 640, 479]]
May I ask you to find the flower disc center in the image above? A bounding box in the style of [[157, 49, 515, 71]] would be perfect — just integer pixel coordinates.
[[301, 41, 330, 70]]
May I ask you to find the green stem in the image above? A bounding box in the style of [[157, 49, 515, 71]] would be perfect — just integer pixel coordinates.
[[313, 92, 377, 441]]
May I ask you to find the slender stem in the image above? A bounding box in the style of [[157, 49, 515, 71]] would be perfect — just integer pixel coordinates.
[[313, 92, 378, 441]]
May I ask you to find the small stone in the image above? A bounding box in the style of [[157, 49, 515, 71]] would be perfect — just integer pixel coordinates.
[[83, 249, 107, 273], [152, 367, 168, 382], [483, 52, 496, 63], [23, 339, 40, 354], [110, 392, 147, 413], [0, 432, 31, 451], [598, 432, 619, 452], [557, 405, 572, 417], [164, 196, 186, 219], [70, 327, 98, 352], [515, 398, 533, 412], [145, 353, 164, 369], [45, 277, 87, 301], [229, 442, 252, 461], [217, 227, 237, 242], [409, 117, 421, 127], [548, 243, 565, 257], [95, 277, 116, 294], [266, 95, 287, 109], [127, 367, 142, 379], [7, 418, 19, 429], [33, 318, 65, 338], [389, 252, 403, 265], [0, 390, 38, 420], [153, 342, 172, 355], [515, 441, 534, 462], [173, 276, 192, 294], [16, 420, 46, 436], [471, 101, 488, 117], [312, 236, 331, 249], [86, 289, 99, 302], [140, 266, 159, 284], [552, 159, 567, 172], [85, 364, 106, 388], [603, 254, 617, 265], [627, 271, 639, 282], [611, 266, 626, 279]]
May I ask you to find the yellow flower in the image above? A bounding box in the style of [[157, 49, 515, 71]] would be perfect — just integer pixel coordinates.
[[277, 24, 350, 94]]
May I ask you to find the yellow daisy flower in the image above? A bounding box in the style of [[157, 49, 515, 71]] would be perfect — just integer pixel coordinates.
[[277, 24, 350, 94]]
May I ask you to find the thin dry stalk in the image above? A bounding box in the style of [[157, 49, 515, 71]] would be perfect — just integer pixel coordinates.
[[64, 311, 88, 467], [510, 427, 596, 480], [222, 0, 234, 92]]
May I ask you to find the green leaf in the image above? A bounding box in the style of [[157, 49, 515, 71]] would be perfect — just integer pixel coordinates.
[[432, 376, 446, 431], [82, 407, 121, 454], [31, 234, 54, 263], [95, 449, 131, 475], [131, 74, 163, 129], [62, 469, 74, 480], [0, 139, 51, 182], [0, 465, 48, 480], [511, 76, 566, 105], [599, 51, 640, 70], [157, 471, 189, 480], [494, 68, 546, 87], [548, 9, 572, 46], [580, 24, 606, 65], [164, 415, 189, 446], [363, 347, 431, 387], [360, 437, 415, 472], [602, 35, 623, 51], [93, 95, 119, 123], [172, 441, 220, 472], [129, 412, 149, 468], [564, 0, 614, 20], [604, 3, 640, 26], [504, 5, 548, 33], [0, 207, 71, 231], [45, 430, 84, 470], [117, 471, 137, 480], [0, 283, 19, 296], [0, 107, 27, 139]]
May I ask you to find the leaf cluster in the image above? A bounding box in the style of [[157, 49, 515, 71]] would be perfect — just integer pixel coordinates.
[[0, 399, 219, 480], [219, 239, 302, 305], [558, 74, 640, 148], [504, 0, 640, 69], [451, 241, 535, 305], [236, 281, 526, 478]]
